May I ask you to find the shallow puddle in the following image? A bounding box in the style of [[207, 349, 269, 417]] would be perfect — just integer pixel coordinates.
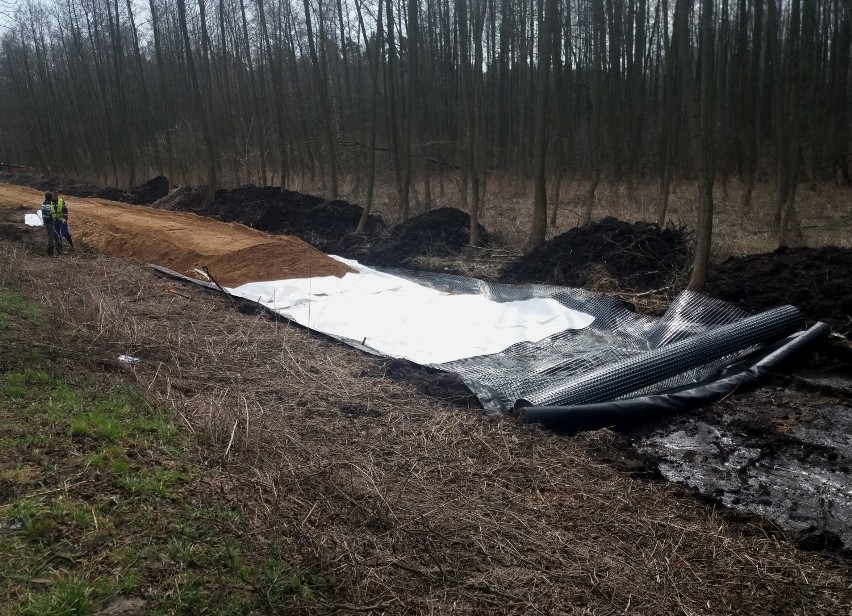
[[633, 381, 852, 549]]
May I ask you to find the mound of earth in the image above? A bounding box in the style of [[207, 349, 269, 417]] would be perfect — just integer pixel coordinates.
[[0, 171, 170, 205], [500, 217, 691, 291], [152, 186, 207, 211], [92, 186, 132, 201], [0, 171, 89, 196], [363, 207, 491, 267], [0, 171, 134, 202], [151, 185, 385, 256], [0, 171, 59, 192], [130, 176, 170, 204], [68, 200, 353, 286], [253, 194, 384, 255], [706, 246, 852, 336]]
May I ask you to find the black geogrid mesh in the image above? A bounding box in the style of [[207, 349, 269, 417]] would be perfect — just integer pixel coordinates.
[[383, 268, 796, 412]]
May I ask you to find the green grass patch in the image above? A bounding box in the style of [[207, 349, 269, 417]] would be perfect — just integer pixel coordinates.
[[19, 577, 100, 616], [70, 410, 129, 441], [2, 368, 51, 399], [263, 560, 326, 606], [0, 285, 328, 615], [0, 289, 42, 330]]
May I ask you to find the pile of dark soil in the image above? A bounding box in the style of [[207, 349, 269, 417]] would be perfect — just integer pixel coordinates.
[[0, 171, 172, 205], [706, 246, 852, 336], [0, 171, 86, 196], [362, 207, 491, 267], [152, 186, 206, 211], [252, 194, 385, 255], [151, 185, 386, 256], [130, 176, 170, 204], [79, 186, 131, 201], [0, 171, 141, 202], [500, 217, 691, 291]]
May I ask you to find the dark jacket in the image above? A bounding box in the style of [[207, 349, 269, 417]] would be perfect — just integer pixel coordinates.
[[40, 200, 53, 224]]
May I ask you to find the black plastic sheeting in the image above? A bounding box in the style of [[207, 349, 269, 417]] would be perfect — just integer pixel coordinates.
[[519, 322, 830, 433], [393, 270, 807, 413], [514, 305, 803, 408]]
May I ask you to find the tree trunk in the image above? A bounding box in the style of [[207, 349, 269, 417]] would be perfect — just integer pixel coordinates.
[[258, 0, 289, 189], [126, 0, 162, 177], [303, 0, 338, 197], [688, 0, 715, 292], [356, 0, 383, 233], [583, 0, 607, 226], [526, 0, 555, 251], [149, 0, 175, 185], [657, 0, 688, 227], [176, 0, 217, 201]]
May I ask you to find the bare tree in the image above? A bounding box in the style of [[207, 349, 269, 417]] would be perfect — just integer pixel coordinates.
[[526, 0, 556, 250], [688, 0, 715, 291], [176, 0, 217, 200], [0, 0, 848, 245]]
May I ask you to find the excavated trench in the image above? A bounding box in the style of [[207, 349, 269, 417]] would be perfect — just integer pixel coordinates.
[[1, 179, 851, 551]]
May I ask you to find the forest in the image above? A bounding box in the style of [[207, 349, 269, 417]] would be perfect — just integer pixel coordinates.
[[0, 0, 849, 284]]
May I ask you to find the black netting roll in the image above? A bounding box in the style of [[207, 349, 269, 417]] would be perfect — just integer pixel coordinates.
[[513, 305, 803, 409]]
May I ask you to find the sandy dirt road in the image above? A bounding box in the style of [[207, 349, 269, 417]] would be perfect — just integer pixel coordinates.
[[0, 183, 352, 286]]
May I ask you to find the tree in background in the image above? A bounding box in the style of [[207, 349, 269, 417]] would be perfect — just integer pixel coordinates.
[[0, 0, 849, 265], [689, 0, 715, 291]]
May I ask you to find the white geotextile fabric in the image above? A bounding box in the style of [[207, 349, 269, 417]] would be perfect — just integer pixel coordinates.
[[25, 211, 44, 226], [228, 257, 595, 365]]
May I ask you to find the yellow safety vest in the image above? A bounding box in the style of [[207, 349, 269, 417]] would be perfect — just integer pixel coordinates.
[[51, 198, 66, 221]]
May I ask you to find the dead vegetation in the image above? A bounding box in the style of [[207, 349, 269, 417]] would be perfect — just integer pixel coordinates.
[[1, 235, 850, 614]]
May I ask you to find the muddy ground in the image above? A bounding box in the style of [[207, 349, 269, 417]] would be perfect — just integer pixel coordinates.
[[3, 178, 852, 555], [626, 373, 852, 551]]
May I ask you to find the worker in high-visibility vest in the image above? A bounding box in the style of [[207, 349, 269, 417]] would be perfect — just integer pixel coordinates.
[[50, 192, 74, 250]]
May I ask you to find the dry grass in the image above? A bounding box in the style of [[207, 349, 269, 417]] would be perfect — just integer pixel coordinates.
[[1, 235, 850, 614]]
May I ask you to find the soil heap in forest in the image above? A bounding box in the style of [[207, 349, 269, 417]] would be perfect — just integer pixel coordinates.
[[130, 176, 170, 204], [706, 246, 852, 336], [363, 207, 491, 267], [0, 171, 126, 201], [0, 171, 169, 204], [152, 185, 386, 256], [153, 186, 207, 211], [500, 217, 691, 291]]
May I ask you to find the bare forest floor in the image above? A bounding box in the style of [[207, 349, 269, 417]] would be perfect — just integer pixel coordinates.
[[0, 181, 851, 614]]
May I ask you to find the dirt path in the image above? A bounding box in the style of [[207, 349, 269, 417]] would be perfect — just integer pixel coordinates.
[[0, 183, 352, 286]]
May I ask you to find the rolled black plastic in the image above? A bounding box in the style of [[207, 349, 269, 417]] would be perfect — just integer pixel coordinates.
[[519, 322, 829, 433], [514, 305, 803, 409]]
